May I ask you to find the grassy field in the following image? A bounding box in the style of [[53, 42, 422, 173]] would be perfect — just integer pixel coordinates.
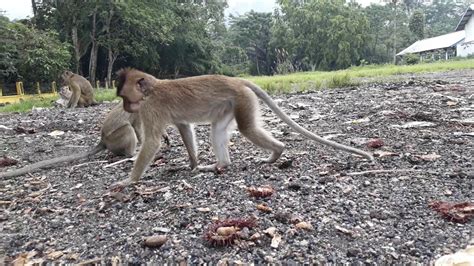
[[1, 59, 473, 112], [247, 58, 474, 94]]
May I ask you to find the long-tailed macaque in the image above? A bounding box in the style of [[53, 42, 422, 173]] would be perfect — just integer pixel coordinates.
[[61, 71, 96, 108], [114, 68, 374, 186], [54, 86, 73, 107], [0, 104, 195, 179]]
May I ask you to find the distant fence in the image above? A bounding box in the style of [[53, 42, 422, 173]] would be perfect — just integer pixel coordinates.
[[0, 80, 116, 104]]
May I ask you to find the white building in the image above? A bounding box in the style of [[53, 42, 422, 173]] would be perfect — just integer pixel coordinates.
[[397, 4, 474, 60], [455, 4, 474, 57]]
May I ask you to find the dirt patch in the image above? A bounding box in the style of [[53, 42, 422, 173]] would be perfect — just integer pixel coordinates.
[[0, 70, 473, 264]]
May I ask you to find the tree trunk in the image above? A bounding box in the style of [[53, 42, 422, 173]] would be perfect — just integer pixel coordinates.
[[88, 6, 98, 84], [105, 4, 115, 88], [71, 17, 81, 74], [106, 49, 118, 88], [31, 0, 38, 17]]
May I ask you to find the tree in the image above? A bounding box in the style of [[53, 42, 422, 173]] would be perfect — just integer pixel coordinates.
[[409, 9, 425, 40], [227, 11, 274, 75], [0, 15, 71, 84], [423, 0, 470, 38], [276, 0, 369, 70]]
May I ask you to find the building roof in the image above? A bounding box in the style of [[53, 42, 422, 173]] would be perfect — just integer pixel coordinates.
[[455, 4, 474, 31], [396, 31, 465, 56]]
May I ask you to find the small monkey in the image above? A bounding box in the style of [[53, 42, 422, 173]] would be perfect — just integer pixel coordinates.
[[61, 71, 96, 108], [0, 104, 195, 179], [115, 68, 374, 186], [54, 86, 73, 107]]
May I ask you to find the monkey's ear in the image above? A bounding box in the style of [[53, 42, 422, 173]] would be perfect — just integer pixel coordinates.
[[137, 77, 153, 96]]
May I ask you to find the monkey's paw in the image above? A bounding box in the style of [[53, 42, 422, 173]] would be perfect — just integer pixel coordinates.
[[110, 178, 135, 191]]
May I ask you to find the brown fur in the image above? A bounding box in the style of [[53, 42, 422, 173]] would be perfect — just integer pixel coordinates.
[[0, 103, 197, 179], [61, 71, 96, 108], [114, 68, 374, 186]]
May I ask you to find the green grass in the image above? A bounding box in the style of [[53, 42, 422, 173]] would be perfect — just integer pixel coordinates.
[[0, 95, 59, 112], [1, 58, 473, 112], [247, 58, 474, 93], [94, 88, 119, 102]]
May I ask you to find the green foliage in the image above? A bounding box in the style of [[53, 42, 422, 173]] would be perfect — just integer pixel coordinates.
[[404, 54, 420, 65], [409, 10, 425, 39], [424, 0, 470, 38], [276, 0, 370, 71], [227, 11, 274, 75], [0, 15, 71, 83]]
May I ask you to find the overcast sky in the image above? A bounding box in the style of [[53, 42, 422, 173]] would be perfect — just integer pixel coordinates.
[[1, 0, 381, 20]]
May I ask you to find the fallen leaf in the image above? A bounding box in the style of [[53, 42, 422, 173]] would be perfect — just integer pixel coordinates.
[[14, 126, 36, 134], [153, 227, 171, 233], [247, 185, 275, 198], [367, 139, 384, 149], [197, 207, 211, 212], [429, 201, 474, 223], [0, 156, 18, 167], [143, 235, 167, 248], [335, 225, 355, 236], [47, 250, 64, 260], [392, 121, 436, 128], [345, 117, 370, 124], [263, 227, 277, 237], [295, 221, 314, 231], [48, 130, 65, 136], [419, 153, 441, 161], [256, 203, 272, 213], [446, 101, 458, 106], [270, 233, 282, 248], [435, 245, 474, 266], [249, 232, 261, 241], [373, 150, 399, 157], [216, 226, 238, 236]]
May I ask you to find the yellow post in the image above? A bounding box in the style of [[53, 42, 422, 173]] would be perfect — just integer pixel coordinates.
[[0, 84, 3, 96], [52, 81, 57, 94], [20, 82, 24, 95], [112, 80, 115, 90], [16, 82, 25, 95], [36, 82, 41, 94], [105, 79, 109, 90]]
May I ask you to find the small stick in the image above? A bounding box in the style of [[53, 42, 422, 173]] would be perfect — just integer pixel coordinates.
[[103, 155, 137, 169], [70, 160, 108, 171], [347, 169, 437, 176]]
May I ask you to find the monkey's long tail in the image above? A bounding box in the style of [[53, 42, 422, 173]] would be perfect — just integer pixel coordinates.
[[243, 81, 374, 161], [0, 143, 105, 179]]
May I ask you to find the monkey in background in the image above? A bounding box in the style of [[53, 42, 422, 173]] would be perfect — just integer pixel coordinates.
[[0, 104, 196, 179], [114, 68, 374, 187], [54, 86, 73, 107], [61, 71, 97, 108]]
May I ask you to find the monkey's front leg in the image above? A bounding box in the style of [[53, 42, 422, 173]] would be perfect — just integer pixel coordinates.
[[111, 130, 163, 188]]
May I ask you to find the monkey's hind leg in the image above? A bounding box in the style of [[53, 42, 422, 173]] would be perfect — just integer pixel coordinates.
[[197, 112, 234, 172], [104, 125, 138, 157], [176, 123, 198, 169], [235, 95, 285, 164]]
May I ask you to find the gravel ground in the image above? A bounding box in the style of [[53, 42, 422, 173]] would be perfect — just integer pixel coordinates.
[[0, 70, 473, 264]]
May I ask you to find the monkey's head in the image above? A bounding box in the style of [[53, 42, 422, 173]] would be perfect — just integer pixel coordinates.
[[116, 68, 154, 113], [60, 70, 74, 85]]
